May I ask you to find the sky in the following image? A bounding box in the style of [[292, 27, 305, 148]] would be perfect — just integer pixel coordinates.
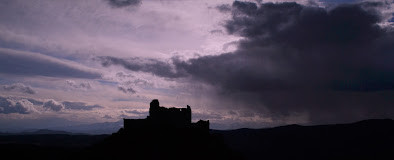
[[0, 0, 393, 131]]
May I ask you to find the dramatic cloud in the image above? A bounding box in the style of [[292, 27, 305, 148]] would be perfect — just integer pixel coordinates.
[[177, 1, 394, 92], [0, 97, 37, 114], [0, 48, 101, 79], [1, 0, 393, 130], [99, 1, 394, 124], [187, 1, 394, 123], [43, 99, 64, 112], [1, 83, 36, 94], [0, 0, 284, 130]]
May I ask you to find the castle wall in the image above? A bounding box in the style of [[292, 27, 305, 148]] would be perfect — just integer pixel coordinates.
[[148, 106, 191, 128], [123, 100, 209, 133], [124, 119, 148, 132]]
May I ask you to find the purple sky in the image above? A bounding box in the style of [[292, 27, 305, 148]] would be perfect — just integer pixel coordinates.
[[0, 0, 393, 131]]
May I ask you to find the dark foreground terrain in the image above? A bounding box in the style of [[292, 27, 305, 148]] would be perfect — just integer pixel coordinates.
[[1, 119, 394, 160], [214, 119, 394, 160]]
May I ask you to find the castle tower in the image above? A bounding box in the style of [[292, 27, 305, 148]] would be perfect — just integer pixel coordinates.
[[149, 99, 160, 119], [123, 99, 209, 133], [186, 105, 192, 124], [150, 99, 159, 108]]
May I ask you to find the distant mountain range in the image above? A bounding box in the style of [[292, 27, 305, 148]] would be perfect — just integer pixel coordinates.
[[48, 120, 123, 135], [0, 121, 122, 135], [2, 118, 394, 136], [1, 119, 394, 160], [1, 129, 65, 135], [212, 119, 394, 160]]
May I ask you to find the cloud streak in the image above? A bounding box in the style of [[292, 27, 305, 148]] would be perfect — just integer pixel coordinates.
[[97, 56, 186, 78], [63, 101, 103, 110], [1, 83, 36, 94], [107, 0, 142, 8], [0, 48, 101, 79], [0, 96, 103, 114], [43, 99, 103, 112]]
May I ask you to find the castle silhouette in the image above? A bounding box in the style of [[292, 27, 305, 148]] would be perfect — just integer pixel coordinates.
[[123, 99, 209, 133]]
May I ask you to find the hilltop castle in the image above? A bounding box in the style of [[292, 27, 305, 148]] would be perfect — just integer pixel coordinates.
[[123, 99, 209, 133]]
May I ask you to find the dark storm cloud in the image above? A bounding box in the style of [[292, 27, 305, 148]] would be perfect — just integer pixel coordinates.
[[100, 1, 394, 92], [1, 83, 36, 94], [106, 0, 141, 8], [0, 48, 101, 79], [197, 1, 393, 123], [173, 1, 394, 92], [99, 1, 394, 124]]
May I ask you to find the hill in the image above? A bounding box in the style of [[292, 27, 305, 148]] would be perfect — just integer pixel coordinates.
[[1, 119, 394, 160], [212, 119, 394, 160]]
